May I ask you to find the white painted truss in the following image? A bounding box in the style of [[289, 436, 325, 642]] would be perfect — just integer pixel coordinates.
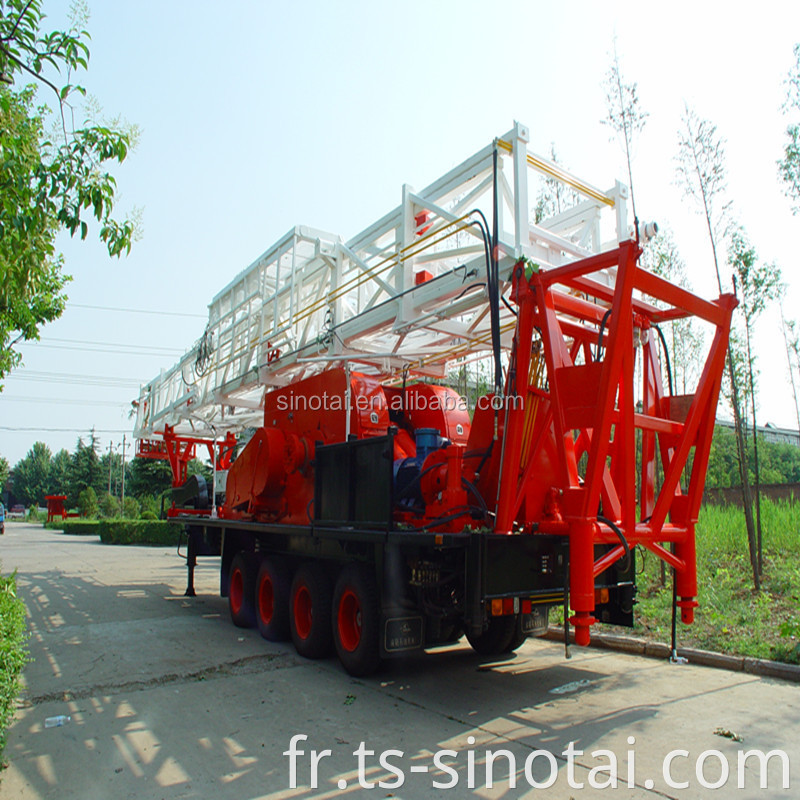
[[133, 122, 629, 440]]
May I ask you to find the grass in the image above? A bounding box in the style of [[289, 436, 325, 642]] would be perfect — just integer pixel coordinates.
[[0, 569, 28, 767], [628, 499, 800, 664]]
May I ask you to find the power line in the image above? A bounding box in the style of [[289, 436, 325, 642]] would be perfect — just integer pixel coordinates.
[[0, 426, 131, 433], [4, 370, 144, 388], [1, 396, 130, 407], [38, 336, 182, 354], [25, 341, 183, 358], [68, 302, 206, 319]]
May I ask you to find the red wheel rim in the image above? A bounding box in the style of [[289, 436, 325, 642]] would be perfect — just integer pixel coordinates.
[[337, 589, 361, 652], [294, 583, 312, 640], [230, 568, 244, 615], [258, 573, 274, 625]]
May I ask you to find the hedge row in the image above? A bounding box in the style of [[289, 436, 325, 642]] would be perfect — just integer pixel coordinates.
[[97, 520, 182, 546], [0, 571, 28, 765], [62, 520, 100, 535]]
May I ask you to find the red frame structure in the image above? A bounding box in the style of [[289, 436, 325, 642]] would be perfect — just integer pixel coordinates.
[[136, 425, 237, 516], [491, 241, 736, 645]]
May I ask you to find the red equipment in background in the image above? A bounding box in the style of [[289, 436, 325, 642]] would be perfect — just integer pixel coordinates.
[[136, 425, 237, 516]]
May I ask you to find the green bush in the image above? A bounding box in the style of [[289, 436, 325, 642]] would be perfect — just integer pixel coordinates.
[[140, 511, 158, 521], [98, 493, 120, 519], [43, 520, 65, 531], [77, 487, 98, 519], [61, 520, 101, 536], [98, 520, 181, 546], [139, 494, 159, 518], [122, 496, 140, 519], [0, 569, 28, 765]]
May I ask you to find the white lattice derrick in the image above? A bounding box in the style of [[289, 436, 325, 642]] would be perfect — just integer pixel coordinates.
[[134, 122, 624, 442]]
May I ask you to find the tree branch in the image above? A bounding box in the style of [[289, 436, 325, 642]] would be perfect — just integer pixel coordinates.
[[1, 0, 36, 44]]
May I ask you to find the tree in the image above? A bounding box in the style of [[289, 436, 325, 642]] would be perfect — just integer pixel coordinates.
[[533, 144, 580, 224], [77, 485, 97, 518], [780, 307, 800, 432], [778, 43, 800, 213], [47, 447, 70, 495], [98, 491, 120, 519], [0, 454, 9, 493], [728, 227, 782, 574], [67, 430, 102, 504], [12, 440, 51, 505], [127, 456, 172, 499], [122, 495, 139, 519], [0, 0, 136, 384], [640, 228, 704, 393], [601, 41, 648, 233], [676, 106, 760, 591]]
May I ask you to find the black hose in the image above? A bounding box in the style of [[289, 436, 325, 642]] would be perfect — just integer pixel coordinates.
[[461, 477, 488, 518], [595, 308, 613, 361], [653, 324, 674, 397], [597, 515, 631, 573]]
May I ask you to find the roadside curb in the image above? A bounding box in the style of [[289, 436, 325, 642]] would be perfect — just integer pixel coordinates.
[[543, 628, 800, 684]]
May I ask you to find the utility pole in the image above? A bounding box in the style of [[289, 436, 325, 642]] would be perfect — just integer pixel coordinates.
[[121, 434, 126, 513], [108, 441, 114, 494]]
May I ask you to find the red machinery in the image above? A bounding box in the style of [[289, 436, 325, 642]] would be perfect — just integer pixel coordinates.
[[136, 425, 237, 516], [198, 240, 734, 651]]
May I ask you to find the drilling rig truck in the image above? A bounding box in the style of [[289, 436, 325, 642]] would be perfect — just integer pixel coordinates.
[[133, 122, 735, 676]]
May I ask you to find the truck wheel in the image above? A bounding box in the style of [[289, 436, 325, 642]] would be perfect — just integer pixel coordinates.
[[504, 616, 528, 653], [256, 557, 291, 641], [229, 552, 257, 628], [466, 615, 516, 656], [332, 564, 381, 677], [290, 563, 333, 659]]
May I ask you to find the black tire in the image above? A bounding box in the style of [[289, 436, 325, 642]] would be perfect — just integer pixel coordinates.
[[332, 564, 381, 677], [255, 557, 291, 641], [466, 615, 516, 656], [290, 563, 333, 659], [228, 551, 257, 628], [504, 615, 529, 653]]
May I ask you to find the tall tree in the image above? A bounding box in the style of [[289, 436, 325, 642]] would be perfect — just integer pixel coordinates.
[[676, 106, 760, 591], [0, 0, 136, 384], [601, 41, 648, 236], [0, 454, 10, 494], [728, 228, 782, 574], [12, 440, 51, 506], [67, 430, 101, 504], [778, 43, 800, 213], [780, 307, 800, 432], [533, 144, 581, 224], [127, 456, 172, 499], [640, 228, 704, 393], [47, 447, 71, 495]]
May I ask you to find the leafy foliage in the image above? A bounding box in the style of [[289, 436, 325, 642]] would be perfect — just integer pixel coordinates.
[[77, 485, 97, 518], [127, 456, 172, 499], [0, 568, 28, 763], [779, 43, 800, 213], [97, 519, 181, 546], [640, 229, 704, 394], [0, 455, 9, 494], [0, 0, 136, 383], [11, 440, 51, 505]]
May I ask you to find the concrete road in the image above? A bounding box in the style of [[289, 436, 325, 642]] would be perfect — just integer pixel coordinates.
[[1, 522, 798, 799]]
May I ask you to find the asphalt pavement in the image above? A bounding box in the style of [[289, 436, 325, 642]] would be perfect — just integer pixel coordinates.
[[1, 521, 798, 799]]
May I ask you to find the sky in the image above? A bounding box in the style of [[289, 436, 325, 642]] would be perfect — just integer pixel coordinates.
[[2, 0, 800, 468]]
